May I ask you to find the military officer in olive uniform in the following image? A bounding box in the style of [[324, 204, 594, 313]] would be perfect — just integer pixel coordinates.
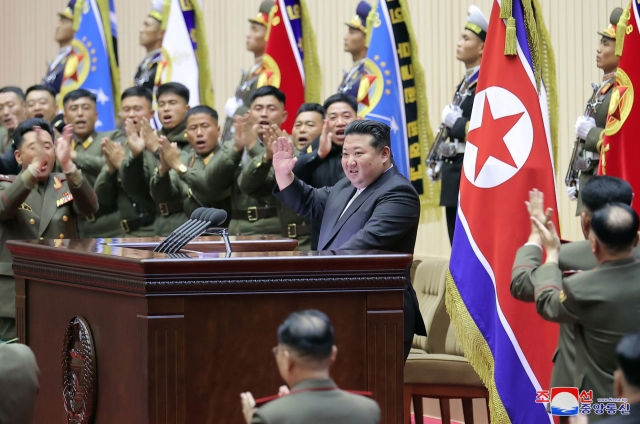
[[223, 86, 285, 236], [0, 118, 98, 342], [428, 5, 487, 245], [62, 89, 126, 238], [529, 201, 640, 419], [512, 179, 640, 405], [222, 1, 274, 142], [569, 8, 623, 215], [337, 1, 372, 98], [150, 106, 233, 236], [43, 1, 76, 95], [134, 0, 165, 92]]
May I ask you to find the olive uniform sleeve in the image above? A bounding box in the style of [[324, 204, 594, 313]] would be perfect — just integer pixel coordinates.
[[93, 166, 119, 211], [510, 244, 543, 302], [584, 127, 604, 153], [238, 155, 275, 198], [66, 169, 99, 216], [0, 171, 36, 220], [532, 263, 580, 324], [150, 169, 184, 204], [181, 144, 237, 202], [74, 149, 105, 181]]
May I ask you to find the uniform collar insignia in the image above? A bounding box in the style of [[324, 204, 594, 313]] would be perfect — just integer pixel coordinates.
[[19, 203, 33, 212], [53, 176, 63, 190], [202, 152, 214, 166]]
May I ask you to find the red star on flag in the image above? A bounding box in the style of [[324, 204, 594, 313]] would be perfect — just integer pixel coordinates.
[[467, 96, 523, 180], [610, 85, 629, 121]]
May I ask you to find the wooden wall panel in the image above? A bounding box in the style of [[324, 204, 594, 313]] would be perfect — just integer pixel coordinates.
[[0, 0, 625, 256]]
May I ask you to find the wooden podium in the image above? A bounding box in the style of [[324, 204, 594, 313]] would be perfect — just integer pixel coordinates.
[[8, 237, 409, 424]]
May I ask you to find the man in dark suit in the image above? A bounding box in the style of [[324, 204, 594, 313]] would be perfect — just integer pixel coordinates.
[[272, 120, 427, 361], [240, 310, 380, 424], [531, 202, 640, 416], [601, 331, 640, 422]]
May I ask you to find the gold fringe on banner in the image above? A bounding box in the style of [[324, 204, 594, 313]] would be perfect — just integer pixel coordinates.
[[501, 0, 517, 55], [96, 0, 121, 114], [398, 0, 440, 223], [531, 0, 559, 167], [192, 0, 215, 108], [300, 0, 322, 104], [616, 1, 632, 57], [445, 270, 512, 424]]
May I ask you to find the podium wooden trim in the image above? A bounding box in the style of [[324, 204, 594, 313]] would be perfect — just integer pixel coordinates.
[[9, 237, 409, 424]]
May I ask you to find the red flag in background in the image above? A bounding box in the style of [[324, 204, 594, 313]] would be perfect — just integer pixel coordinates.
[[598, 2, 640, 213], [261, 0, 320, 133]]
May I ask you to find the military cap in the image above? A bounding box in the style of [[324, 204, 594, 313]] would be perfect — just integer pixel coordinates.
[[616, 331, 640, 388], [58, 0, 76, 21], [249, 1, 275, 27], [149, 0, 164, 23], [465, 5, 489, 41], [345, 1, 372, 34], [599, 7, 624, 40]]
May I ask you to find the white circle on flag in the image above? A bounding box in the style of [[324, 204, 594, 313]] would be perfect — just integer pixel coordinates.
[[463, 86, 534, 188]]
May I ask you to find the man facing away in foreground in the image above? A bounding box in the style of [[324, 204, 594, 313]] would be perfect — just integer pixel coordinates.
[[271, 120, 427, 361], [240, 309, 380, 424]]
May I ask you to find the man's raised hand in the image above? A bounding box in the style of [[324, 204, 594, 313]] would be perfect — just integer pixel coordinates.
[[54, 124, 75, 172], [273, 136, 297, 176], [141, 117, 160, 153], [125, 119, 145, 158], [317, 118, 332, 159]]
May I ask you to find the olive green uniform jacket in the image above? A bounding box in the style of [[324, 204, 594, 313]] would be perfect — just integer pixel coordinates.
[[72, 129, 126, 238], [251, 378, 380, 424], [227, 142, 280, 236], [0, 126, 10, 155], [238, 146, 311, 250], [532, 257, 640, 421], [0, 168, 98, 320], [149, 143, 233, 236]]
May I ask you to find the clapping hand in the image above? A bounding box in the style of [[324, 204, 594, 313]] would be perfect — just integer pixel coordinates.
[[141, 117, 160, 153], [30, 126, 51, 181], [525, 189, 553, 245], [101, 137, 125, 174], [240, 392, 256, 424], [530, 214, 561, 264], [263, 124, 287, 162], [125, 118, 145, 158], [317, 118, 333, 159], [158, 136, 182, 174], [54, 124, 75, 173]]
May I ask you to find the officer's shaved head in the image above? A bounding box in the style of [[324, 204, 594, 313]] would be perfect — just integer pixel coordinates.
[[591, 203, 639, 253]]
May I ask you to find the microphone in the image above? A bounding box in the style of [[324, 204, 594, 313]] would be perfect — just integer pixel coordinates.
[[163, 208, 214, 254], [167, 208, 229, 253], [154, 207, 206, 253]]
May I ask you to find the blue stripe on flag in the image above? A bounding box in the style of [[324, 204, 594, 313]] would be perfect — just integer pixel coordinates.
[[450, 213, 552, 423], [512, 0, 533, 71]]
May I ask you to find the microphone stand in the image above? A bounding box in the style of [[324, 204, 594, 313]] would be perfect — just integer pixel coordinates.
[[204, 228, 233, 258]]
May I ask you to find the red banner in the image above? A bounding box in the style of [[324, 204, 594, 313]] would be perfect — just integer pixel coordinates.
[[598, 3, 640, 213], [261, 0, 305, 133]]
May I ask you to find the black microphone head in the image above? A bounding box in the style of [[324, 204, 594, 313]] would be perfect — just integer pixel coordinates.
[[200, 209, 217, 223], [191, 207, 207, 220], [209, 209, 228, 226]]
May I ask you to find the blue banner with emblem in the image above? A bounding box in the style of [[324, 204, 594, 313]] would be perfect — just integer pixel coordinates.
[[59, 0, 118, 131], [358, 0, 436, 218]]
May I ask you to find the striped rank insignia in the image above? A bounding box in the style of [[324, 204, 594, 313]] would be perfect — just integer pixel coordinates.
[[56, 192, 74, 207]]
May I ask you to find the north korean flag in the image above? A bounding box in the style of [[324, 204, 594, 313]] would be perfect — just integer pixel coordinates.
[[449, 0, 559, 422]]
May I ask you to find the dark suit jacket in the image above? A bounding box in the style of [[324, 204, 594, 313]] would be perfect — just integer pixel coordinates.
[[274, 166, 427, 340]]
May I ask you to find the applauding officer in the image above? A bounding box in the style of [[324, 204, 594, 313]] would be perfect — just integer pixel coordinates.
[[150, 106, 234, 235], [0, 119, 97, 341]]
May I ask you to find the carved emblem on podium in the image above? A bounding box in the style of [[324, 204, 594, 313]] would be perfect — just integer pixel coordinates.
[[62, 317, 97, 424]]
